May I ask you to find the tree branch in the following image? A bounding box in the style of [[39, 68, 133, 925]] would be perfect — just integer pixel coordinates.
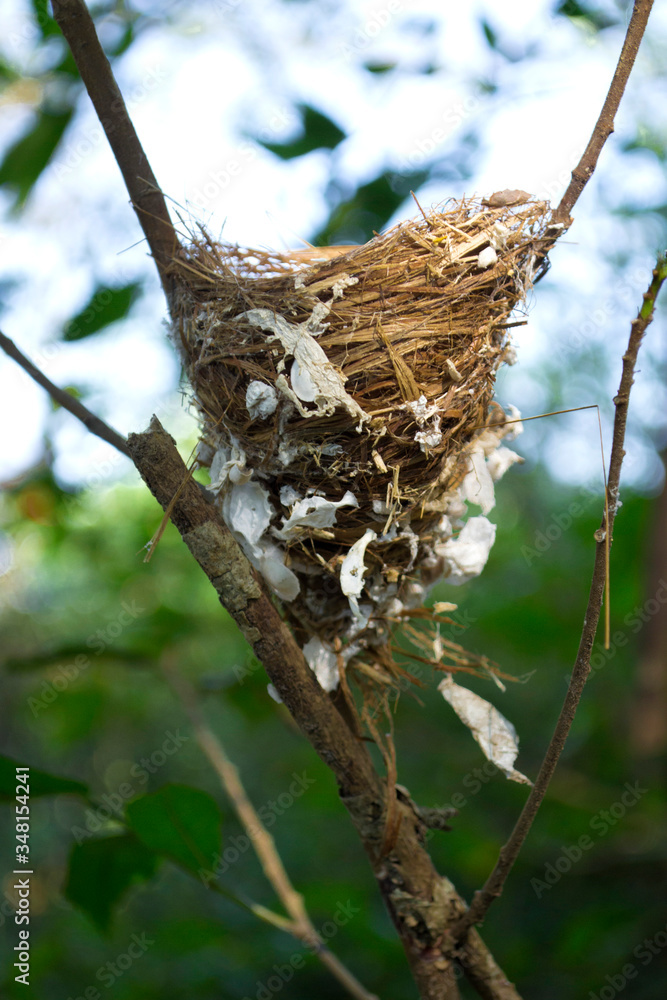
[[50, 0, 179, 301], [0, 314, 522, 997], [126, 417, 521, 1000], [161, 659, 379, 1000], [0, 328, 130, 457], [554, 0, 654, 223], [454, 256, 667, 938]]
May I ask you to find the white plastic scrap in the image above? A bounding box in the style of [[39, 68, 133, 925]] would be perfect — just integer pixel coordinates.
[[438, 676, 531, 785], [290, 359, 317, 403], [489, 222, 511, 249], [246, 380, 278, 420], [340, 528, 377, 618], [222, 482, 274, 547], [415, 422, 443, 452], [460, 448, 496, 514], [406, 395, 443, 453], [279, 485, 302, 507], [302, 637, 339, 692], [437, 516, 496, 585], [237, 305, 369, 425], [276, 490, 358, 539], [209, 441, 252, 490], [503, 403, 523, 441], [487, 445, 522, 482], [477, 247, 498, 269], [258, 543, 300, 602], [221, 483, 300, 602], [405, 394, 439, 424]]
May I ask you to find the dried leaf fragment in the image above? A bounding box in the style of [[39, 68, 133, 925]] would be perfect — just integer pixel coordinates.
[[438, 676, 531, 785]]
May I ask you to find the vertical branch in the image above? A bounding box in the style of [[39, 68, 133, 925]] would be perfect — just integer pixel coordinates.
[[555, 0, 654, 223], [454, 257, 667, 938], [51, 0, 178, 300]]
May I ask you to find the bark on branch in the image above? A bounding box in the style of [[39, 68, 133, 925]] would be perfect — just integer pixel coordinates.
[[126, 417, 521, 1000]]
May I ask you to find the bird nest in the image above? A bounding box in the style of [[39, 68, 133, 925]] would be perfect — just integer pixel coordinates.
[[169, 193, 562, 693]]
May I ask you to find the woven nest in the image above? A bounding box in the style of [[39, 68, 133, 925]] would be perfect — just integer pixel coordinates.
[[170, 194, 561, 692]]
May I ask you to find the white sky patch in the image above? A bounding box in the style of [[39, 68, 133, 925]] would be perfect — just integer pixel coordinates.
[[0, 0, 664, 491]]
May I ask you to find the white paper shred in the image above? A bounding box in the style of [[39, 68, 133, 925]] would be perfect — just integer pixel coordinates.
[[503, 403, 523, 441], [406, 395, 443, 453], [222, 482, 274, 546], [415, 423, 443, 452], [437, 516, 496, 585], [487, 445, 522, 482], [221, 484, 300, 601], [258, 544, 300, 602], [279, 485, 302, 507], [340, 528, 377, 617], [238, 305, 369, 425], [405, 395, 439, 423], [290, 359, 317, 402], [477, 247, 498, 269], [460, 448, 496, 513], [267, 683, 283, 704], [246, 380, 278, 420], [302, 637, 339, 692], [276, 491, 358, 539], [489, 222, 510, 249], [209, 441, 252, 490], [438, 676, 531, 785]]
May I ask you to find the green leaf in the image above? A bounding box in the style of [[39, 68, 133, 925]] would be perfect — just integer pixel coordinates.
[[258, 103, 345, 160], [0, 755, 87, 801], [65, 834, 158, 932], [556, 1, 616, 30], [313, 168, 429, 245], [481, 19, 497, 49], [364, 62, 397, 74], [107, 22, 135, 59], [126, 784, 223, 876], [31, 0, 60, 39], [0, 109, 73, 206], [63, 282, 141, 341]]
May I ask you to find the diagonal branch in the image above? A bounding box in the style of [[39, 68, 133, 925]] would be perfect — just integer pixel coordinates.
[[555, 0, 654, 223], [51, 0, 179, 300], [126, 418, 520, 1000], [453, 256, 667, 938], [0, 328, 130, 457], [1, 320, 523, 998]]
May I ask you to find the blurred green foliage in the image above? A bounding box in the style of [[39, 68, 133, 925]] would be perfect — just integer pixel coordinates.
[[0, 454, 665, 999]]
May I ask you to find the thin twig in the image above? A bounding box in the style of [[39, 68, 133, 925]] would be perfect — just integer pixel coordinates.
[[0, 328, 130, 457], [555, 0, 654, 223], [160, 658, 380, 1000], [454, 256, 667, 938], [51, 0, 178, 300]]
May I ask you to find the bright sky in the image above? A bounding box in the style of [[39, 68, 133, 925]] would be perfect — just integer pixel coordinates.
[[1, 0, 666, 493]]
